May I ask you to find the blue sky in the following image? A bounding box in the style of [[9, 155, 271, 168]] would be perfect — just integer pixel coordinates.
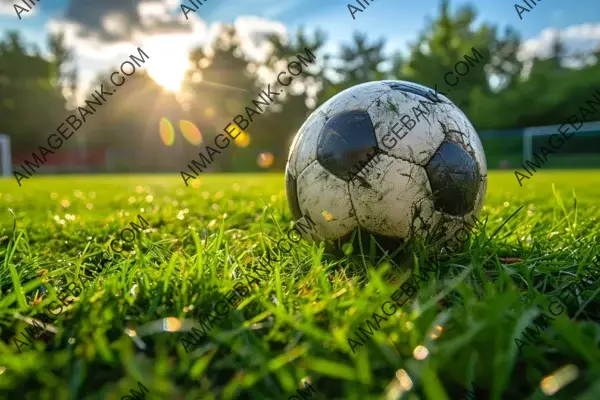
[[1, 0, 599, 93], [2, 0, 597, 42]]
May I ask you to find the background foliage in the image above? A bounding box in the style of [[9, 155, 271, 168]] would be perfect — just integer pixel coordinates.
[[1, 1, 599, 173]]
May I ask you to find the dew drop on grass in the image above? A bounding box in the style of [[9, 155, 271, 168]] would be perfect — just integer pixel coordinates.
[[540, 364, 579, 396], [395, 369, 413, 390], [163, 317, 182, 332], [429, 325, 444, 339], [412, 345, 429, 360]]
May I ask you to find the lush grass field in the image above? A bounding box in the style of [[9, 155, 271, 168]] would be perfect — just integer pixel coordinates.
[[0, 171, 599, 400]]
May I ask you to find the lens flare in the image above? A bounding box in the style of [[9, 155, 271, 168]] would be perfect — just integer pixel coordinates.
[[257, 152, 274, 168], [204, 107, 216, 119], [159, 118, 175, 146], [235, 130, 251, 148], [179, 120, 203, 145]]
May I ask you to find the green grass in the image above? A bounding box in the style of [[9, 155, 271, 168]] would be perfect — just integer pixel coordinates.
[[0, 171, 599, 400]]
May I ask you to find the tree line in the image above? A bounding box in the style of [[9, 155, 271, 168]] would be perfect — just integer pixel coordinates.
[[1, 0, 599, 173]]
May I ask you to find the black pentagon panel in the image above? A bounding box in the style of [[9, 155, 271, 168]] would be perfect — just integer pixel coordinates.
[[381, 80, 436, 101], [425, 141, 480, 216], [285, 164, 303, 222], [317, 110, 379, 182]]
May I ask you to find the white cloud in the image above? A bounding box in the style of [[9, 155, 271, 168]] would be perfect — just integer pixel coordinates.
[[0, 0, 13, 16], [138, 0, 188, 28], [0, 0, 37, 19], [138, 1, 168, 19], [102, 13, 130, 38], [47, 19, 135, 61], [519, 22, 600, 61], [516, 22, 600, 77], [46, 2, 291, 104], [234, 16, 287, 63]]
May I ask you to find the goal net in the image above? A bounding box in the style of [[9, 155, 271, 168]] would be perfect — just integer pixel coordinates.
[[522, 120, 600, 168], [0, 134, 11, 177]]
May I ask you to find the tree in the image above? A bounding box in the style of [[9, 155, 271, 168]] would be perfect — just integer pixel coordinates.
[[0, 31, 66, 152], [48, 31, 78, 109], [320, 32, 387, 105], [255, 27, 329, 170], [469, 29, 600, 130], [182, 25, 266, 172], [397, 0, 494, 109], [337, 32, 387, 84]]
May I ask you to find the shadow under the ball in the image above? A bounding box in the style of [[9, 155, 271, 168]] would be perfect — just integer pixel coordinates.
[[322, 227, 420, 272], [320, 215, 494, 281]]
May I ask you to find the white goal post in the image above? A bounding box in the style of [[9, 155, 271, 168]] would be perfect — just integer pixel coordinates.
[[522, 120, 600, 162], [0, 134, 11, 177]]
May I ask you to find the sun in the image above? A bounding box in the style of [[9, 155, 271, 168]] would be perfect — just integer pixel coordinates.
[[142, 36, 193, 92], [147, 56, 188, 92]]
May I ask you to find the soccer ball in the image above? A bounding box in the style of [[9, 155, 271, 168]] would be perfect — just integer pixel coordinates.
[[285, 80, 487, 252]]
